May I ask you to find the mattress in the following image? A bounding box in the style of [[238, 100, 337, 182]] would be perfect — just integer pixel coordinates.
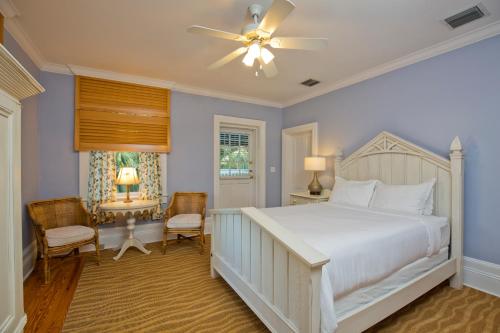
[[261, 202, 450, 333]]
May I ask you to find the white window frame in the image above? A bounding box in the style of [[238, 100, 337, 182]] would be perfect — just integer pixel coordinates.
[[79, 152, 168, 205], [219, 128, 253, 180]]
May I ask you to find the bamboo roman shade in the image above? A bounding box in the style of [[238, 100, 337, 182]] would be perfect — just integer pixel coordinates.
[[74, 76, 170, 152]]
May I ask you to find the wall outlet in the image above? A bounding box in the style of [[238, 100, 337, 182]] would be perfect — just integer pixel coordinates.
[[270, 166, 276, 173]]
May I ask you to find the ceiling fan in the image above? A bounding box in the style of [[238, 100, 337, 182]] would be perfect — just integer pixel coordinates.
[[187, 0, 327, 78]]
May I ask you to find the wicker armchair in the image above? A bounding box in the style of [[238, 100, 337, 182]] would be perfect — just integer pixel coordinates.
[[28, 197, 100, 283], [163, 192, 207, 254]]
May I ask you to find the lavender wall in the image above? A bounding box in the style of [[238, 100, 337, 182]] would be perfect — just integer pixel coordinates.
[[283, 35, 500, 265], [38, 73, 79, 198], [4, 32, 41, 247], [35, 72, 283, 210], [169, 92, 283, 208]]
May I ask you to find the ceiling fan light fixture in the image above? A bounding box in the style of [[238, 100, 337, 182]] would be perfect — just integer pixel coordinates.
[[248, 42, 261, 59], [260, 47, 275, 64], [242, 52, 256, 67]]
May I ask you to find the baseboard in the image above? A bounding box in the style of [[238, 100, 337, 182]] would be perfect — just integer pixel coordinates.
[[13, 314, 27, 333], [464, 256, 500, 297], [23, 241, 36, 280]]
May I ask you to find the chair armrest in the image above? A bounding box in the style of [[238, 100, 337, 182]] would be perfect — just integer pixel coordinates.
[[32, 221, 46, 237], [163, 197, 176, 222], [80, 203, 98, 228]]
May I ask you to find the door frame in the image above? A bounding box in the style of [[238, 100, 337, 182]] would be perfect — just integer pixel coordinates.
[[0, 89, 26, 332], [281, 122, 318, 206], [214, 115, 266, 209]]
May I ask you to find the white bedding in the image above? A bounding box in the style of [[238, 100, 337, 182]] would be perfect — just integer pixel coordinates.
[[261, 202, 449, 333]]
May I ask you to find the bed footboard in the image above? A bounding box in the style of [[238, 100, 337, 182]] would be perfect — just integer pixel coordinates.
[[211, 207, 330, 333]]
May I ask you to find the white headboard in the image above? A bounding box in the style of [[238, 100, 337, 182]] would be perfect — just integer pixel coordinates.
[[335, 131, 464, 286]]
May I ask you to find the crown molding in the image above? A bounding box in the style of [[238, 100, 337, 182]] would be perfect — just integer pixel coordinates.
[[172, 83, 283, 108], [3, 17, 47, 69], [41, 62, 71, 75], [283, 20, 500, 108], [68, 64, 175, 89], [65, 65, 283, 107], [0, 0, 19, 18]]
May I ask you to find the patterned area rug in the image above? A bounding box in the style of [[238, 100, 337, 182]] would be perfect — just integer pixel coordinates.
[[64, 238, 500, 333]]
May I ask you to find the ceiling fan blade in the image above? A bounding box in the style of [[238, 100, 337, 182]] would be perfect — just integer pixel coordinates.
[[187, 25, 247, 42], [258, 58, 278, 78], [208, 47, 248, 70], [258, 0, 296, 35], [269, 37, 328, 50]]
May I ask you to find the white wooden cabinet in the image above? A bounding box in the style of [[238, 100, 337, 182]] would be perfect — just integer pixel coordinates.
[[0, 44, 44, 333], [288, 190, 330, 205]]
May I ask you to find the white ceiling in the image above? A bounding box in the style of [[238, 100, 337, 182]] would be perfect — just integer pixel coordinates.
[[5, 0, 500, 107]]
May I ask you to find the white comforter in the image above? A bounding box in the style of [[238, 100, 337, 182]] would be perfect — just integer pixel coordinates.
[[261, 202, 448, 333]]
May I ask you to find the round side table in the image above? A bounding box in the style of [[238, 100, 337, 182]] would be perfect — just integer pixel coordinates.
[[99, 199, 158, 261]]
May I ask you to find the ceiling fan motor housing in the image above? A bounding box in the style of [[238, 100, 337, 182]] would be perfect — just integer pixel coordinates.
[[242, 4, 266, 40], [248, 4, 263, 19]]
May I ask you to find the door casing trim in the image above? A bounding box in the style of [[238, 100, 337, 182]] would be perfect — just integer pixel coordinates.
[[281, 122, 318, 206]]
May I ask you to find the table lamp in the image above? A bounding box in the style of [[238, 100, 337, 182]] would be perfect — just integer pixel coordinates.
[[116, 167, 140, 203], [304, 157, 326, 195]]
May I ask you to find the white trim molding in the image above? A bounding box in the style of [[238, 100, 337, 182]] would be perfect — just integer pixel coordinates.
[[281, 122, 319, 206], [68, 64, 174, 89], [22, 240, 36, 280], [213, 115, 266, 209], [464, 256, 500, 297]]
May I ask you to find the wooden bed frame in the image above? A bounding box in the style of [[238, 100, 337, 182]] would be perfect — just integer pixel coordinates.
[[210, 131, 464, 333]]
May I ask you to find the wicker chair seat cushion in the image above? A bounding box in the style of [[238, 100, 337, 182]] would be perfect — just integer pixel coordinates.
[[46, 225, 95, 247], [166, 214, 202, 229]]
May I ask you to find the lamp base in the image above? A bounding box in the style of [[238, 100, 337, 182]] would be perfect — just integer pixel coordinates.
[[123, 185, 133, 203], [308, 171, 323, 195]]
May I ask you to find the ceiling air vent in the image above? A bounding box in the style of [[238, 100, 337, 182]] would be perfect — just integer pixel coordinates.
[[301, 79, 320, 87], [445, 5, 485, 29]]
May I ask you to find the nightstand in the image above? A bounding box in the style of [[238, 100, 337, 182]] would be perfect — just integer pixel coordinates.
[[289, 190, 331, 205]]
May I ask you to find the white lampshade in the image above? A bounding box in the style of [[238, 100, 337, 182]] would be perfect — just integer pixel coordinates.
[[304, 157, 326, 171], [116, 167, 140, 185]]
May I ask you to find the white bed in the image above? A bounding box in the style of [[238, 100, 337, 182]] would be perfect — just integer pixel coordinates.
[[210, 131, 464, 333], [261, 202, 450, 332]]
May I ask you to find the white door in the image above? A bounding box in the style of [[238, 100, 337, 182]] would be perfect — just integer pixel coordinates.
[[219, 128, 257, 208], [282, 123, 318, 205]]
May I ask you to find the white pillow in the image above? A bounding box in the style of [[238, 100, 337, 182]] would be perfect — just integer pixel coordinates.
[[329, 177, 377, 207], [370, 179, 436, 215], [423, 189, 434, 216]]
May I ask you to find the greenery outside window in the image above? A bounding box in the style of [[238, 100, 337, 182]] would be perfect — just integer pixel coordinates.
[[115, 152, 140, 195], [219, 132, 250, 178]]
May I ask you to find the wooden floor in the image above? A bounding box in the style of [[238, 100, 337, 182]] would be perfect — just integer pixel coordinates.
[[23, 254, 85, 333]]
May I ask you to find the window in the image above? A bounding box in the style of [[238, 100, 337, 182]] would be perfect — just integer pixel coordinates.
[[115, 152, 140, 193], [79, 152, 168, 206], [219, 132, 250, 177]]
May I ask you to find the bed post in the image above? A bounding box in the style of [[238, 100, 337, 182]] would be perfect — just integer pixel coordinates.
[[449, 136, 464, 289], [335, 149, 344, 179]]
